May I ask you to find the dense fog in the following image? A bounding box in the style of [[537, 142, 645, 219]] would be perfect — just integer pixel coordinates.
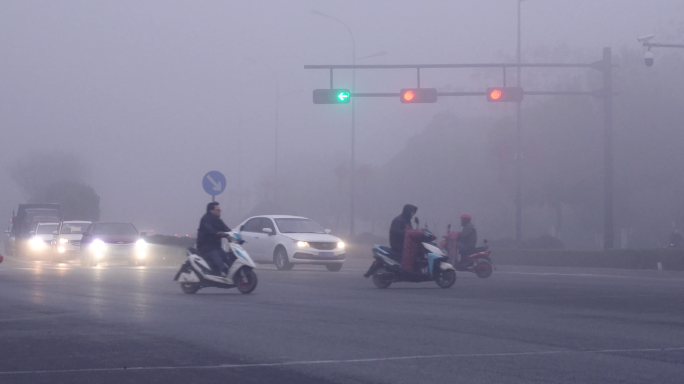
[[1, 0, 683, 248]]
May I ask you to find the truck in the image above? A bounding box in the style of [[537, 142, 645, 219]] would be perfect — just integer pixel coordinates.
[[4, 204, 61, 257]]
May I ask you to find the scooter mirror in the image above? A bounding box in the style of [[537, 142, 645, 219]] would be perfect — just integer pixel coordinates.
[[414, 217, 420, 226]]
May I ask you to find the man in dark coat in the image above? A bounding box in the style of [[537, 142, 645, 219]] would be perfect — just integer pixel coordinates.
[[197, 202, 231, 275], [390, 204, 418, 256], [456, 213, 477, 266]]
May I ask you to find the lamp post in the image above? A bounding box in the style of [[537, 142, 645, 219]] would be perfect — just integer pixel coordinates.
[[311, 9, 386, 239], [515, 0, 525, 243]]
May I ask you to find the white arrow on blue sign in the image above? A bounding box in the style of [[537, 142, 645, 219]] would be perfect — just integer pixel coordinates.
[[202, 171, 226, 196]]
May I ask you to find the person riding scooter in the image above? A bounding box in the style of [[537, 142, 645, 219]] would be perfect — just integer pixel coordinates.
[[197, 202, 233, 276], [456, 214, 477, 267], [363, 204, 417, 278]]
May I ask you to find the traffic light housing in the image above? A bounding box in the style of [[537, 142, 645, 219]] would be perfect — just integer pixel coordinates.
[[399, 88, 438, 103], [313, 89, 351, 104], [486, 87, 524, 102]]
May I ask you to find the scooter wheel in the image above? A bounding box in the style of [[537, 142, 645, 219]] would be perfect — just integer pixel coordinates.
[[236, 268, 258, 294], [181, 283, 200, 294], [475, 262, 493, 279], [435, 269, 456, 288], [372, 269, 393, 289]]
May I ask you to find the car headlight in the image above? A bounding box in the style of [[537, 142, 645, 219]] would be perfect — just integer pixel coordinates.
[[135, 239, 147, 248], [296, 241, 309, 248], [92, 239, 106, 252], [30, 237, 45, 250], [337, 241, 345, 250], [59, 238, 69, 244], [57, 246, 66, 253]]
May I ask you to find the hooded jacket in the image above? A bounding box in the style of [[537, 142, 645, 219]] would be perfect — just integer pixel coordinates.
[[389, 204, 417, 253]]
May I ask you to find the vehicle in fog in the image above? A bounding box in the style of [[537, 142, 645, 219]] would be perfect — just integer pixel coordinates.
[[441, 226, 494, 278], [174, 233, 258, 294], [6, 204, 61, 257], [51, 221, 92, 263], [27, 222, 60, 259], [79, 222, 148, 266], [367, 225, 456, 289], [237, 215, 345, 272]]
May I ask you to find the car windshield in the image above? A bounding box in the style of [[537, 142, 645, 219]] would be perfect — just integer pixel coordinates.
[[60, 223, 91, 235], [36, 223, 59, 234], [274, 218, 325, 234], [93, 223, 138, 235]]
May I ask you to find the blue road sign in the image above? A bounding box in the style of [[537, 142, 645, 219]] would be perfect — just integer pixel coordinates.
[[202, 171, 226, 196]]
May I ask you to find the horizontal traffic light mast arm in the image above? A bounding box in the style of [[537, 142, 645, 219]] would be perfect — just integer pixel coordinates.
[[350, 90, 607, 97], [305, 62, 617, 70]]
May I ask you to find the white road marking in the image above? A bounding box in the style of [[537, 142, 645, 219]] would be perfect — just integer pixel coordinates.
[[501, 271, 631, 279], [1, 346, 682, 375]]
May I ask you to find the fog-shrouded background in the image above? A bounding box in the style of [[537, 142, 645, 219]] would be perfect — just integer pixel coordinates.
[[1, 0, 683, 247]]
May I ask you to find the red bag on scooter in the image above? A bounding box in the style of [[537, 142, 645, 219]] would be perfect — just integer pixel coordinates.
[[401, 228, 424, 272]]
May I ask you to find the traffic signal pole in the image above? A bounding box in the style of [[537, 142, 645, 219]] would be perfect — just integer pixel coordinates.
[[306, 50, 618, 248]]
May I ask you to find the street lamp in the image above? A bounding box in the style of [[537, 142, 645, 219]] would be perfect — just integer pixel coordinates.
[[311, 9, 387, 238], [515, 0, 524, 243], [244, 58, 304, 211]]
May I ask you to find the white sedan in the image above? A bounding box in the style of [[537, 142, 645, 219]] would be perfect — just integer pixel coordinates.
[[236, 215, 345, 271]]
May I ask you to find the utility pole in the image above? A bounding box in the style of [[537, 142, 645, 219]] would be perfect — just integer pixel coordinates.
[[602, 47, 614, 249], [515, 0, 524, 243]]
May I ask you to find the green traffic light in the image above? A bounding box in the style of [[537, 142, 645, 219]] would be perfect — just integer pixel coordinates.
[[337, 91, 350, 102]]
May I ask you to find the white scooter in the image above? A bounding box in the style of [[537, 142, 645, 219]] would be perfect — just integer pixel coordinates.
[[174, 232, 258, 294]]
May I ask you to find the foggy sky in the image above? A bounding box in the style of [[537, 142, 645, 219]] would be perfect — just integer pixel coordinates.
[[1, 0, 682, 235]]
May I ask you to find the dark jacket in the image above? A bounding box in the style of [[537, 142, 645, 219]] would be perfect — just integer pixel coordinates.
[[389, 204, 417, 254], [457, 221, 477, 253], [197, 213, 231, 253]]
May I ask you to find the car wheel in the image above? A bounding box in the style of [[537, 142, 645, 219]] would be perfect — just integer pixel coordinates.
[[326, 264, 342, 272], [274, 247, 293, 271]]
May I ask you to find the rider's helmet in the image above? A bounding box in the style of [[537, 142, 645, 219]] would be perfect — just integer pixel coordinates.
[[460, 213, 471, 222]]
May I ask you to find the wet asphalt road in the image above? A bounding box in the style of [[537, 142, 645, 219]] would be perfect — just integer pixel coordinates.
[[0, 254, 683, 384]]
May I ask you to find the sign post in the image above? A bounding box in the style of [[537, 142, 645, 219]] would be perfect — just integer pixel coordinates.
[[202, 171, 226, 202]]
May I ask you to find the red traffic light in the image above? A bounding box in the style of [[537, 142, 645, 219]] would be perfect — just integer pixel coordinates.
[[486, 87, 524, 102], [399, 88, 438, 103]]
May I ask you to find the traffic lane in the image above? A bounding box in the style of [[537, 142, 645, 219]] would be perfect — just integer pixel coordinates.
[[1, 260, 684, 383]]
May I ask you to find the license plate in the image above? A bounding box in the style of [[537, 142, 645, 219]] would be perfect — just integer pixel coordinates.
[[319, 252, 335, 258]]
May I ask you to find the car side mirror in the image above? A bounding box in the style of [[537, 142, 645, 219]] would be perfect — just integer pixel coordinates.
[[52, 231, 58, 235], [4, 230, 10, 235], [140, 232, 147, 237], [262, 228, 273, 234], [325, 229, 331, 234], [30, 231, 35, 235]]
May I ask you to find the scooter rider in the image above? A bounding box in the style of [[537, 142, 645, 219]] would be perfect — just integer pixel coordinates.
[[197, 202, 232, 276], [363, 204, 417, 278], [456, 214, 477, 266], [390, 204, 418, 257]]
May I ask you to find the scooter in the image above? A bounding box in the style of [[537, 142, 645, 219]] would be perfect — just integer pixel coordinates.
[[173, 232, 258, 294], [441, 225, 494, 278], [367, 219, 456, 289]]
